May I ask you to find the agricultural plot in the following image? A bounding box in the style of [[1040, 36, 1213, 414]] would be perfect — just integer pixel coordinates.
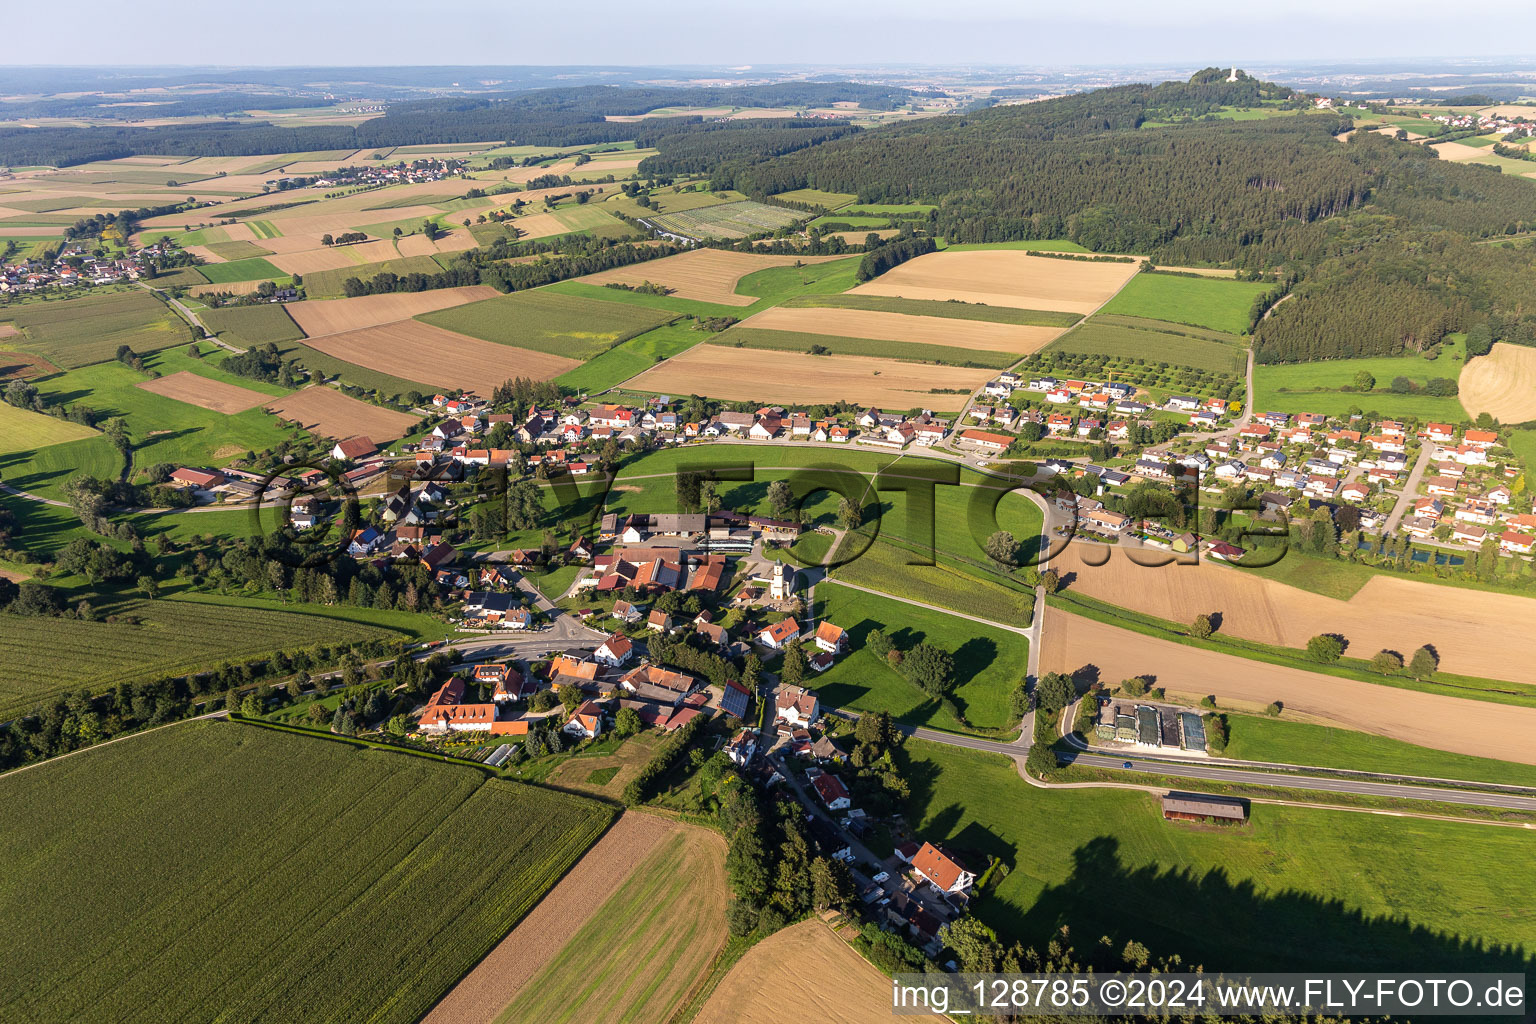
[[1047, 316, 1247, 374], [576, 248, 847, 307], [202, 240, 274, 261], [1252, 343, 1468, 420], [627, 344, 990, 408], [263, 385, 419, 440], [1458, 342, 1536, 422], [195, 257, 287, 285], [0, 401, 98, 454], [547, 204, 637, 240], [199, 303, 306, 346], [771, 187, 858, 208], [304, 320, 576, 392], [135, 370, 271, 414], [286, 286, 499, 337], [419, 290, 675, 360], [736, 305, 1067, 354], [708, 327, 1019, 369], [604, 188, 746, 218], [1097, 271, 1272, 334], [781, 293, 1081, 327], [851, 249, 1141, 315], [300, 254, 449, 297], [649, 199, 806, 239], [555, 321, 706, 394], [0, 722, 613, 1024], [0, 349, 60, 380], [0, 289, 191, 367]]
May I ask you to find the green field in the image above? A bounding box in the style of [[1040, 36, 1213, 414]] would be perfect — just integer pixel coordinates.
[[0, 290, 192, 367], [809, 213, 895, 229], [419, 289, 676, 360], [1253, 342, 1468, 420], [200, 303, 307, 346], [772, 187, 858, 208], [650, 200, 806, 240], [1505, 428, 1536, 469], [1047, 317, 1247, 374], [555, 320, 709, 393], [842, 203, 937, 215], [278, 342, 438, 397], [903, 740, 1536, 971], [708, 326, 1018, 368], [548, 204, 639, 240], [546, 256, 863, 321], [943, 238, 1094, 253], [1098, 271, 1271, 334], [195, 257, 287, 285], [604, 188, 746, 218], [300, 254, 446, 298], [202, 240, 274, 261], [0, 722, 613, 1024], [360, 191, 462, 211], [0, 402, 98, 454], [781, 293, 1081, 327]]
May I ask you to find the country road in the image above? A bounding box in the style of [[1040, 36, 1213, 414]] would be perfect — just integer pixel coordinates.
[[143, 282, 246, 354]]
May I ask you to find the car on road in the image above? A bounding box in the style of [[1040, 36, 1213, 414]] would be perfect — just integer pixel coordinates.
[[1122, 761, 1134, 769]]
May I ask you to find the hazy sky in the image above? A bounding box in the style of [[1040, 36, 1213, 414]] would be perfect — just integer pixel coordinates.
[[10, 0, 1536, 67]]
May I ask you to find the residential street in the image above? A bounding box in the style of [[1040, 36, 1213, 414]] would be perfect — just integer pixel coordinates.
[[1384, 442, 1435, 533]]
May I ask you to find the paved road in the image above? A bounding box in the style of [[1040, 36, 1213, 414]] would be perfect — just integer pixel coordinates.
[[1384, 442, 1435, 533], [141, 283, 246, 355]]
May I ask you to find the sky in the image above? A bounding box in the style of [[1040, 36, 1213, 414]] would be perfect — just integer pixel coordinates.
[[9, 0, 1536, 68]]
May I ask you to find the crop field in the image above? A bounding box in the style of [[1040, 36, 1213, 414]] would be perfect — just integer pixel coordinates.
[[771, 187, 857, 208], [263, 385, 419, 440], [1050, 544, 1536, 688], [697, 920, 900, 1024], [199, 303, 306, 346], [905, 740, 1536, 973], [1097, 271, 1272, 334], [0, 597, 397, 717], [0, 349, 60, 380], [202, 240, 274, 261], [1458, 342, 1536, 422], [546, 204, 637, 240], [707, 327, 1019, 369], [781, 293, 1082, 327], [650, 199, 806, 239], [265, 245, 370, 275], [303, 320, 577, 392], [300, 254, 453, 297], [736, 305, 1068, 354], [195, 257, 286, 284], [577, 248, 848, 306], [0, 290, 191, 367], [1252, 343, 1468, 419], [626, 343, 990, 408], [419, 289, 676, 360], [602, 188, 746, 218], [135, 369, 271, 413], [850, 249, 1141, 314], [0, 722, 613, 1024], [286, 286, 500, 337], [1047, 317, 1247, 374], [0, 401, 98, 454], [555, 321, 707, 394], [490, 824, 728, 1024]]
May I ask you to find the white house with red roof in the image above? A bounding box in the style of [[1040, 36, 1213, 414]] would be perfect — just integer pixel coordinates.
[[758, 617, 801, 650], [810, 772, 851, 811], [594, 633, 634, 667], [910, 842, 975, 895], [775, 685, 819, 728]]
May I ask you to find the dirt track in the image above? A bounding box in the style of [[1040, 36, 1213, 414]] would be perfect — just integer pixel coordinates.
[[1041, 606, 1536, 764]]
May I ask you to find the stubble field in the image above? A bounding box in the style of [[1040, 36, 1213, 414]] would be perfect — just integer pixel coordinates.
[[135, 369, 272, 413], [850, 250, 1141, 314], [302, 320, 578, 392], [1458, 342, 1536, 422], [737, 305, 1067, 353], [263, 385, 419, 440], [286, 286, 500, 337]]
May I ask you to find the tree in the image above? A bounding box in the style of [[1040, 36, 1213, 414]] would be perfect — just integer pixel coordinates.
[[675, 471, 701, 512], [901, 642, 954, 698], [1025, 742, 1056, 779], [780, 641, 807, 685], [1370, 649, 1403, 675], [1352, 370, 1376, 391], [103, 417, 131, 455], [615, 707, 642, 737], [136, 574, 160, 600], [1306, 634, 1345, 663], [837, 496, 862, 531], [320, 233, 334, 246], [984, 530, 1019, 569], [1037, 569, 1060, 595], [1190, 613, 1213, 639], [866, 627, 892, 658], [767, 479, 795, 516], [810, 856, 855, 912], [559, 684, 583, 713], [1037, 671, 1075, 714], [1408, 645, 1438, 679]]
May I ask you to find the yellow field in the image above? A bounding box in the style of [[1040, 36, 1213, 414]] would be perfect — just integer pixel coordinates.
[[577, 248, 847, 306], [628, 344, 993, 407], [0, 402, 98, 454], [303, 320, 577, 391], [285, 286, 500, 337], [1458, 343, 1536, 422], [739, 305, 1066, 353], [850, 250, 1140, 314], [1428, 141, 1488, 161]]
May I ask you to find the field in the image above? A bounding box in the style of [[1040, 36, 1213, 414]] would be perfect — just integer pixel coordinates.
[[1252, 342, 1468, 420], [546, 204, 637, 240], [544, 734, 663, 798], [780, 293, 1082, 327], [1097, 271, 1272, 334], [263, 385, 419, 440], [199, 303, 307, 347], [554, 321, 708, 394], [576, 249, 848, 306], [734, 305, 1068, 354], [299, 254, 449, 297], [1458, 343, 1536, 422], [602, 189, 747, 218], [771, 187, 858, 208], [419, 289, 677, 360], [850, 249, 1140, 315], [0, 597, 398, 717], [1047, 316, 1248, 374], [278, 342, 436, 399], [1040, 606, 1536, 763], [1051, 544, 1536, 687], [695, 919, 906, 1024], [202, 240, 273, 261], [196, 256, 286, 285], [302, 319, 577, 392], [135, 369, 271, 413], [285, 286, 499, 337], [904, 739, 1536, 972], [0, 289, 192, 367], [707, 327, 1020, 369], [0, 350, 59, 380], [650, 199, 806, 239], [0, 401, 98, 454], [489, 822, 728, 1024], [626, 344, 991, 408], [0, 722, 613, 1024]]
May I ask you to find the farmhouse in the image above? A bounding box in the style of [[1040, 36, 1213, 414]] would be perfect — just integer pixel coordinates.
[[956, 429, 1014, 452], [331, 436, 377, 462], [813, 620, 847, 653], [594, 633, 635, 667]]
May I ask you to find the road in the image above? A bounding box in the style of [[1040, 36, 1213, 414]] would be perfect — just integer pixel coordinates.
[[1384, 442, 1435, 533], [140, 282, 246, 355]]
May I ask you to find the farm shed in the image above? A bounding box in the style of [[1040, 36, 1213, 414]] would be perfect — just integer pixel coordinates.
[[1162, 793, 1248, 824]]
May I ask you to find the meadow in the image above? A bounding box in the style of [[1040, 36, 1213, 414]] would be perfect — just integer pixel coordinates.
[[577, 249, 849, 307], [549, 256, 862, 321], [554, 320, 708, 393], [650, 200, 806, 239], [0, 290, 192, 367], [903, 740, 1536, 972], [195, 256, 287, 285], [418, 289, 677, 360], [1047, 316, 1248, 374], [300, 253, 447, 297], [1097, 271, 1272, 334], [602, 188, 747, 218], [771, 187, 857, 208], [202, 240, 274, 261], [1252, 342, 1468, 420], [199, 303, 307, 346], [277, 341, 436, 399], [0, 401, 98, 454], [0, 722, 614, 1024]]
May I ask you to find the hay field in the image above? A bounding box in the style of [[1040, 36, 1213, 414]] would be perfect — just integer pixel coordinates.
[[0, 402, 98, 454], [697, 919, 925, 1024], [1052, 545, 1536, 685], [136, 370, 271, 414], [650, 200, 806, 240], [0, 289, 191, 367], [303, 321, 577, 391], [287, 286, 499, 337], [628, 344, 991, 407], [850, 250, 1140, 314], [577, 248, 846, 306], [263, 386, 418, 440], [188, 279, 273, 298], [1428, 141, 1488, 161], [419, 290, 675, 360], [1041, 607, 1536, 763], [423, 813, 676, 1024], [1458, 343, 1536, 422], [505, 212, 568, 240], [739, 305, 1066, 353]]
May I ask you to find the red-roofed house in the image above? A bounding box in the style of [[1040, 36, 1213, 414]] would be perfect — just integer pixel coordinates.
[[910, 842, 976, 895], [810, 772, 851, 811], [331, 436, 377, 462], [758, 617, 801, 650], [775, 685, 819, 728], [595, 633, 634, 667], [813, 620, 846, 654], [563, 700, 604, 739]]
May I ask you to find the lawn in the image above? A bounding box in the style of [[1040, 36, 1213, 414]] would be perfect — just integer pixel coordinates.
[[1223, 713, 1536, 787], [902, 740, 1536, 972], [707, 327, 1018, 369], [810, 584, 1030, 734], [1098, 272, 1273, 335], [555, 320, 709, 393], [1505, 428, 1536, 470], [418, 289, 677, 360], [195, 257, 287, 285], [0, 289, 192, 368], [0, 722, 614, 1024], [1047, 317, 1247, 374], [301, 254, 446, 298], [771, 187, 857, 209], [200, 303, 307, 346], [0, 401, 98, 454], [780, 293, 1081, 327], [1252, 341, 1469, 420]]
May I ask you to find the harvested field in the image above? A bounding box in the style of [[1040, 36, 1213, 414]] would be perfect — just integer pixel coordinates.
[[396, 228, 477, 257], [1428, 141, 1487, 161], [650, 199, 805, 240], [739, 305, 1066, 353], [188, 279, 275, 298], [505, 212, 567, 240], [1156, 265, 1239, 278], [0, 350, 59, 379], [827, 229, 897, 244], [850, 250, 1140, 315], [1458, 343, 1536, 422], [579, 248, 853, 306], [266, 247, 363, 275], [696, 919, 928, 1024], [0, 402, 99, 454], [628, 344, 990, 407], [303, 320, 577, 392], [263, 386, 419, 440], [423, 812, 674, 1024], [1052, 544, 1536, 685], [1041, 607, 1536, 763], [287, 286, 499, 337], [136, 370, 270, 414]]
